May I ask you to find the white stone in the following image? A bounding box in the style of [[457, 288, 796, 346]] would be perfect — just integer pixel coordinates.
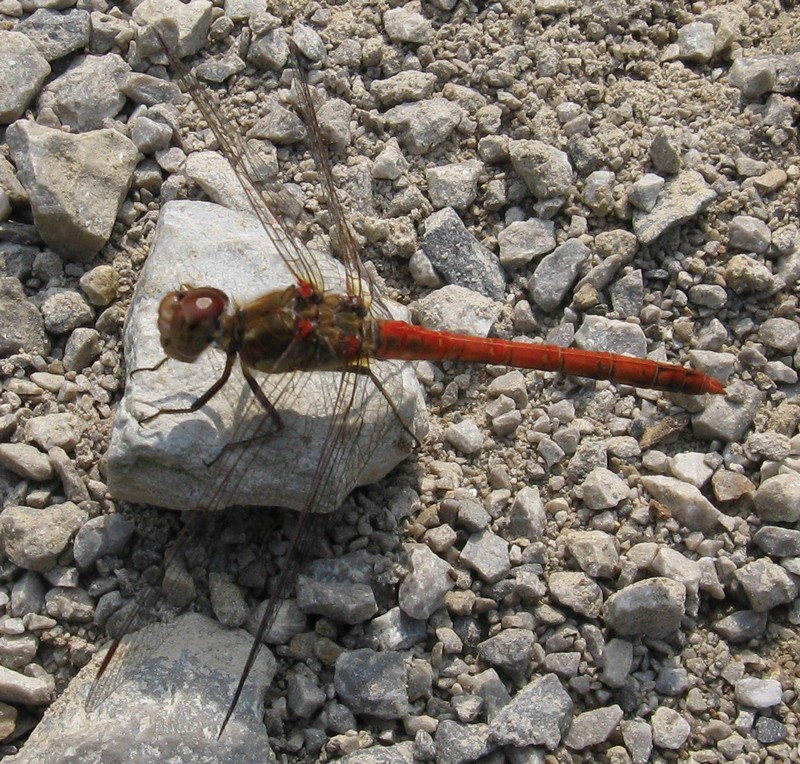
[[106, 200, 427, 512]]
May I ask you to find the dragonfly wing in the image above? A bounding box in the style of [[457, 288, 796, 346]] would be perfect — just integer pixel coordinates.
[[97, 21, 427, 732], [145, 18, 325, 292]]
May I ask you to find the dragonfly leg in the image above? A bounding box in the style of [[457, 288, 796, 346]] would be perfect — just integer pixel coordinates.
[[241, 362, 282, 427], [139, 351, 236, 424], [203, 362, 283, 468], [130, 356, 169, 375], [365, 367, 421, 448]]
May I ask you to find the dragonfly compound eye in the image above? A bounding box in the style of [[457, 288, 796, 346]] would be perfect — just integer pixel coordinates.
[[157, 287, 229, 362]]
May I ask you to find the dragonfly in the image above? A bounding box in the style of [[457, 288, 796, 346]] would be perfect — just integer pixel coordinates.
[[92, 20, 726, 742]]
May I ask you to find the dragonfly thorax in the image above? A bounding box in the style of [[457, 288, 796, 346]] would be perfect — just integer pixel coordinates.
[[157, 286, 230, 363], [238, 284, 379, 374]]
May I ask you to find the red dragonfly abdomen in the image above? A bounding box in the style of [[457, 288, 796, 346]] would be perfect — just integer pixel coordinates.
[[373, 320, 725, 395]]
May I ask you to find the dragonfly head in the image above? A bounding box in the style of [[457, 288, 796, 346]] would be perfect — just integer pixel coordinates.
[[157, 286, 230, 363]]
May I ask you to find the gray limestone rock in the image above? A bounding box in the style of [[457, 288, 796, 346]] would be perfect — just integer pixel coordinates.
[[5, 613, 275, 764], [7, 122, 138, 262], [106, 201, 427, 512]]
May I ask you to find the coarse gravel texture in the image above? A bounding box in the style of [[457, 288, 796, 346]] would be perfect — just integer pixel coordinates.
[[1, 0, 800, 762]]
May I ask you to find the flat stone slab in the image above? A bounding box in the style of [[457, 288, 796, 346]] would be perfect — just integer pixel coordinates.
[[6, 612, 275, 764]]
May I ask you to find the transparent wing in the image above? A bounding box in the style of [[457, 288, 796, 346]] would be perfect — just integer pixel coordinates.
[[289, 46, 374, 307], [153, 22, 324, 291], [90, 20, 415, 729]]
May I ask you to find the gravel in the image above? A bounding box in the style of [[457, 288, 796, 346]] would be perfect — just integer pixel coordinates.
[[1, 1, 800, 763]]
